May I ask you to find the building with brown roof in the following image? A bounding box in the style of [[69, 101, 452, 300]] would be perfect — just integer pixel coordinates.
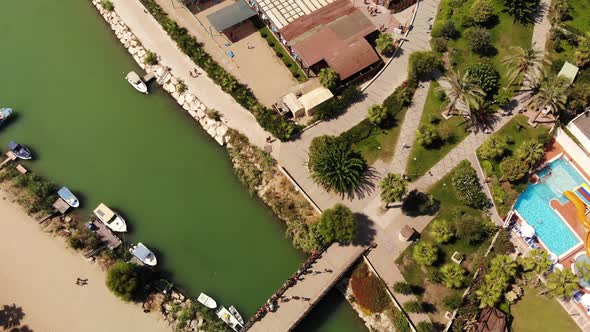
[[278, 0, 381, 81]]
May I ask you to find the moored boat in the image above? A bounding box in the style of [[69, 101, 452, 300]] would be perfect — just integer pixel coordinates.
[[93, 203, 127, 232], [0, 108, 13, 127], [228, 306, 244, 325], [7, 141, 32, 160], [216, 306, 243, 332], [197, 293, 217, 309], [129, 242, 157, 266], [126, 71, 148, 94], [57, 186, 80, 208]]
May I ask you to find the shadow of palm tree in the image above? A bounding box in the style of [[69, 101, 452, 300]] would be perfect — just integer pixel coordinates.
[[347, 166, 380, 200], [0, 304, 25, 330]]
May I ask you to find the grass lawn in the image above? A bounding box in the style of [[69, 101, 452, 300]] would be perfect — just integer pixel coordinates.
[[405, 82, 469, 179], [351, 108, 407, 164], [252, 18, 307, 82], [477, 115, 549, 216], [396, 161, 494, 323], [569, 0, 590, 32], [511, 286, 579, 332], [438, 0, 534, 86]]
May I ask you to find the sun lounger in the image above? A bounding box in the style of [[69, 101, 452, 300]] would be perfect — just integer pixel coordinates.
[[574, 291, 583, 303]]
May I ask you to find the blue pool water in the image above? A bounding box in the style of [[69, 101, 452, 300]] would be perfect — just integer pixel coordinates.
[[514, 157, 587, 256]]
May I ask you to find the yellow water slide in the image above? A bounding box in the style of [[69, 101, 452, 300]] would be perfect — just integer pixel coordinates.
[[564, 191, 590, 256]]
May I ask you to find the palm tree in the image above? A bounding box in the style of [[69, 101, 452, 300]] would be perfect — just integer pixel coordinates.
[[575, 33, 590, 68], [490, 254, 518, 278], [440, 263, 466, 289], [547, 269, 578, 299], [308, 136, 367, 195], [439, 70, 485, 121], [475, 281, 504, 308], [429, 219, 453, 244], [412, 242, 439, 266], [376, 33, 394, 54], [576, 260, 590, 282], [528, 75, 569, 123], [368, 104, 388, 127], [521, 248, 552, 274], [379, 173, 407, 208], [517, 140, 545, 170], [319, 68, 339, 90], [502, 44, 547, 87]]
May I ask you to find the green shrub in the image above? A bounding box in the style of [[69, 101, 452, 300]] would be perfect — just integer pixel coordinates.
[[494, 88, 513, 107], [100, 0, 114, 11], [385, 307, 411, 332], [403, 300, 424, 313], [493, 229, 515, 254], [430, 219, 454, 243], [432, 37, 448, 53], [432, 20, 459, 39], [443, 293, 463, 310], [106, 262, 144, 302], [470, 0, 496, 25], [440, 263, 466, 288], [350, 263, 391, 313], [465, 27, 492, 55], [416, 124, 441, 147], [416, 321, 435, 332], [393, 282, 413, 295], [467, 63, 499, 96], [500, 156, 529, 182], [408, 51, 441, 80], [479, 136, 507, 160], [451, 161, 490, 209], [319, 67, 339, 90], [144, 50, 158, 65], [383, 80, 417, 115]]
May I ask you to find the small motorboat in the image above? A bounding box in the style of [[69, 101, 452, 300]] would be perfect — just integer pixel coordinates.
[[216, 306, 243, 332], [7, 141, 32, 160], [228, 306, 244, 325], [57, 186, 80, 208], [0, 108, 13, 127], [126, 71, 148, 94], [130, 242, 157, 266], [93, 203, 127, 232], [197, 293, 217, 309]]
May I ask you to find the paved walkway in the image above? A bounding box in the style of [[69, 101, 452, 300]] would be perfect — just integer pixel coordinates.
[[390, 81, 431, 174], [110, 0, 277, 152]]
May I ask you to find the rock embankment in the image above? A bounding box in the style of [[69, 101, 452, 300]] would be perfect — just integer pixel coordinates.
[[91, 0, 230, 146]]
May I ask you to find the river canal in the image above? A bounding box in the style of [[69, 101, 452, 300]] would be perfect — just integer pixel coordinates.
[[0, 0, 364, 331]]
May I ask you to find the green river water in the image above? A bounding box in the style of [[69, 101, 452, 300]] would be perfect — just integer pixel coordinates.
[[0, 0, 365, 331]]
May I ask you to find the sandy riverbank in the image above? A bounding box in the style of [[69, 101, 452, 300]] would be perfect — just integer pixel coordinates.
[[0, 190, 170, 332]]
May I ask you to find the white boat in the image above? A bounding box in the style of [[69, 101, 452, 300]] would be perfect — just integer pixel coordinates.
[[126, 71, 148, 94], [197, 293, 217, 309], [93, 203, 127, 232], [228, 306, 244, 325], [57, 186, 80, 208], [130, 242, 157, 266], [216, 306, 243, 332]]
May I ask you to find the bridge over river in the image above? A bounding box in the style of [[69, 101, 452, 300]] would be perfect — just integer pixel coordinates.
[[247, 243, 367, 332]]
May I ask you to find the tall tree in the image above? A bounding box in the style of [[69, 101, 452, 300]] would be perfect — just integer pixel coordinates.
[[502, 45, 547, 87], [475, 280, 504, 308], [528, 75, 569, 123], [503, 0, 539, 23], [379, 173, 408, 208], [547, 269, 578, 299], [412, 242, 439, 266], [376, 33, 394, 54], [516, 140, 545, 170], [317, 204, 357, 244], [520, 248, 552, 274], [439, 70, 485, 122], [575, 33, 590, 68], [429, 219, 454, 244], [319, 68, 339, 90], [479, 136, 507, 160], [308, 136, 367, 195], [367, 104, 389, 127]]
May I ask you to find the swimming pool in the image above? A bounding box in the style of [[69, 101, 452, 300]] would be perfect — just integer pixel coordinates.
[[514, 157, 586, 257]]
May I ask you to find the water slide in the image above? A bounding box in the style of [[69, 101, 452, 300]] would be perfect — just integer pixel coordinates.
[[564, 190, 590, 256]]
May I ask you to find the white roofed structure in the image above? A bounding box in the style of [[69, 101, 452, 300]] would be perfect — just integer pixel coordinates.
[[283, 92, 305, 117], [298, 87, 333, 115]]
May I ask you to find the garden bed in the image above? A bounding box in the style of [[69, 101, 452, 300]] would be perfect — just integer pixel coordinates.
[[405, 81, 470, 179], [396, 161, 497, 324], [476, 115, 549, 216]]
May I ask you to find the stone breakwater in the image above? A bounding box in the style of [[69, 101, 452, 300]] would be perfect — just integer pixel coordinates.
[[91, 0, 231, 146]]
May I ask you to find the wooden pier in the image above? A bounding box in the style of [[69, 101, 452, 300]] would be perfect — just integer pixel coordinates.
[[89, 219, 122, 249], [0, 151, 17, 168]]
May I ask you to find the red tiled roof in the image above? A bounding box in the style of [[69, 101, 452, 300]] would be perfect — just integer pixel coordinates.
[[279, 0, 379, 80]]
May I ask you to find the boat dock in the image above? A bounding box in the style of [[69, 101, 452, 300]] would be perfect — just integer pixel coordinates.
[[89, 219, 122, 249], [0, 151, 17, 168]]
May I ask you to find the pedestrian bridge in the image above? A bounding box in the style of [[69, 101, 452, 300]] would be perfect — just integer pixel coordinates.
[[246, 244, 366, 332]]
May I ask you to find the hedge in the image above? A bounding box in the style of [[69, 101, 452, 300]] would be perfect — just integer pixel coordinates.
[[350, 263, 391, 313], [139, 0, 301, 141]]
